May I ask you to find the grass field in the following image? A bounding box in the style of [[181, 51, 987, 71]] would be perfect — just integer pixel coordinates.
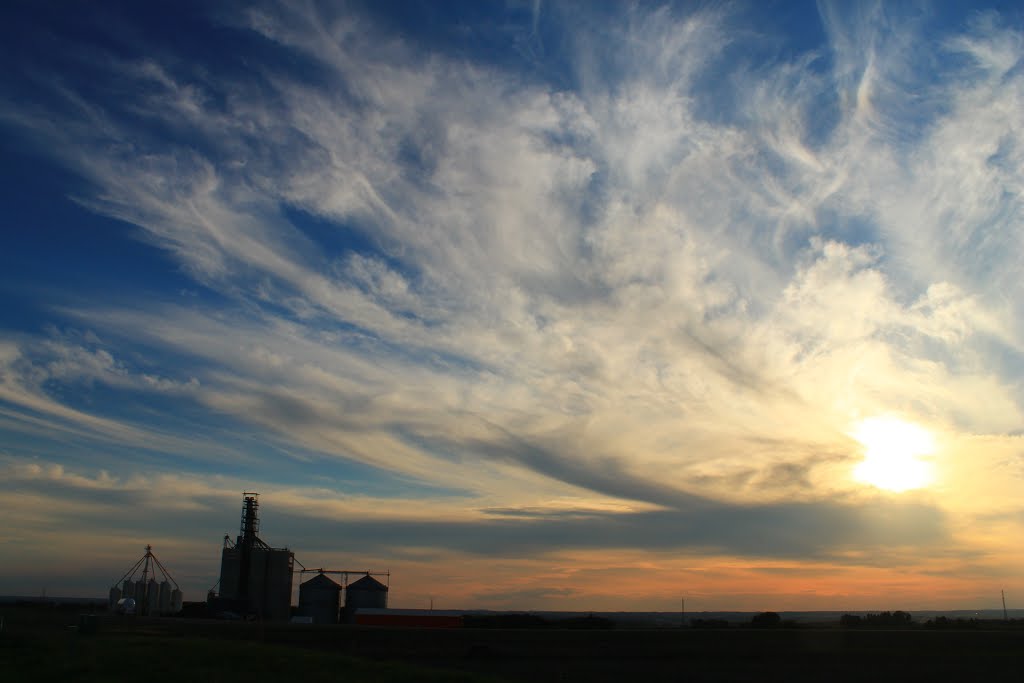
[[5, 606, 1024, 682], [0, 607, 497, 683]]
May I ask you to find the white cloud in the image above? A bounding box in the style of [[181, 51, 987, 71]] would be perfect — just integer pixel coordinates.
[[2, 1, 1022, 525]]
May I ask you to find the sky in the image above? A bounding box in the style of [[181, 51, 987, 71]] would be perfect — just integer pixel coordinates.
[[1, 0, 1023, 613]]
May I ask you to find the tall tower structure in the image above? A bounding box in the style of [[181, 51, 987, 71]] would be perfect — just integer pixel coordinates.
[[237, 493, 260, 602], [212, 493, 294, 621]]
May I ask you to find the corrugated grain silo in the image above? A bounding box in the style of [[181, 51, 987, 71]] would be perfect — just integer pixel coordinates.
[[299, 573, 342, 624], [146, 578, 160, 615], [218, 544, 240, 599], [159, 580, 172, 613], [108, 585, 122, 610], [111, 545, 183, 615], [345, 574, 389, 611], [247, 546, 294, 621]]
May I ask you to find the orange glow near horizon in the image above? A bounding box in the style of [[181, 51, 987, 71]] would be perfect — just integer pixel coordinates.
[[375, 550, 1016, 613]]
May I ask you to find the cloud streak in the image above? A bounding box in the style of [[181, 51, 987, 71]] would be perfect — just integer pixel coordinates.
[[1, 0, 1022, 608]]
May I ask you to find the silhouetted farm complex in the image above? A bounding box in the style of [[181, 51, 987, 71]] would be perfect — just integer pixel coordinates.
[[5, 493, 1024, 682], [87, 492, 399, 627], [204, 492, 389, 625]]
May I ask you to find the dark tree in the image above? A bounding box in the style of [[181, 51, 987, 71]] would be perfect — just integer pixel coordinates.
[[751, 611, 782, 628], [844, 611, 915, 629], [840, 614, 863, 628]]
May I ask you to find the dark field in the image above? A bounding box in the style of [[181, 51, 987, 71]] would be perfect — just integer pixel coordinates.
[[4, 606, 1024, 682]]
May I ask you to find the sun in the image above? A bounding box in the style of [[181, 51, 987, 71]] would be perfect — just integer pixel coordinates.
[[851, 416, 935, 492]]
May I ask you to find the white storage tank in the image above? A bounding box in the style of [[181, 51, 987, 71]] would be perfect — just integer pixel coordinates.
[[170, 589, 183, 614]]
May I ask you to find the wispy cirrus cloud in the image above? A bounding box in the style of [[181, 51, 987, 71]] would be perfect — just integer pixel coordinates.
[[1, 0, 1023, 607]]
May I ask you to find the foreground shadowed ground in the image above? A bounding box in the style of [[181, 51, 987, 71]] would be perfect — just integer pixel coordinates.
[[0, 607, 493, 683], [4, 607, 1024, 682]]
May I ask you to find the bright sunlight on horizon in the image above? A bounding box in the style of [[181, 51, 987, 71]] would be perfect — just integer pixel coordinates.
[[1, 0, 1023, 612]]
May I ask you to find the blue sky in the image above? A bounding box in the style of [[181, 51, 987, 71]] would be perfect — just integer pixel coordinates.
[[2, 1, 1024, 611]]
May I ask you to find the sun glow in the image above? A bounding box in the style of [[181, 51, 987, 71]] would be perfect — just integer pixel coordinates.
[[851, 416, 935, 492]]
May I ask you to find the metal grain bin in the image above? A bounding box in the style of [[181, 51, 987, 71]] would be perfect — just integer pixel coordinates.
[[299, 573, 341, 624], [345, 574, 388, 610]]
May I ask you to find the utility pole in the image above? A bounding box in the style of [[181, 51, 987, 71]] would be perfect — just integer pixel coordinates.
[[681, 597, 685, 628], [1002, 590, 1008, 621]]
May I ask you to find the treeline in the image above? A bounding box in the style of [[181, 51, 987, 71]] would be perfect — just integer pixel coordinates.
[[922, 616, 1024, 630], [691, 612, 798, 629], [840, 612, 1024, 630], [840, 611, 914, 629], [466, 611, 800, 630], [6, 598, 107, 611], [922, 616, 979, 629]]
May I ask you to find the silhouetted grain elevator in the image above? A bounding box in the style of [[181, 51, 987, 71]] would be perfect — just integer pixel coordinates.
[[210, 492, 294, 621]]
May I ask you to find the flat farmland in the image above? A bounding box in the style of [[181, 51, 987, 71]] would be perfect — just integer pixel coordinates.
[[4, 607, 1024, 682]]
